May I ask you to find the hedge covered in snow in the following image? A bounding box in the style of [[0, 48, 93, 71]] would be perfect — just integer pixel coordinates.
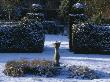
[[3, 60, 60, 77], [72, 23, 110, 53], [0, 20, 45, 52]]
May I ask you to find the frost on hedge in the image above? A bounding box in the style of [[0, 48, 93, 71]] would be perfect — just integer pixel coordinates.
[[0, 20, 45, 52], [3, 60, 59, 77], [72, 23, 110, 52], [68, 65, 99, 79]]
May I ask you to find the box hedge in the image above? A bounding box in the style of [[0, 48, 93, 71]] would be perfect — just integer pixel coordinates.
[[0, 20, 45, 52], [72, 23, 110, 53]]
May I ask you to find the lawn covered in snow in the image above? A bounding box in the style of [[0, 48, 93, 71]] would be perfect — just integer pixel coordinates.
[[0, 34, 110, 82]]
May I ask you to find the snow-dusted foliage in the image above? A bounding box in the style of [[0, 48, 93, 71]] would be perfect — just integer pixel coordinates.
[[69, 14, 88, 22], [27, 13, 44, 21], [68, 65, 98, 79], [3, 60, 30, 77], [30, 60, 60, 77], [0, 20, 45, 52], [26, 3, 44, 21], [72, 23, 110, 53], [3, 60, 60, 77]]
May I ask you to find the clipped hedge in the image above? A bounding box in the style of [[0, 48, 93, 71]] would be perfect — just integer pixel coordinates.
[[0, 20, 45, 52], [72, 23, 110, 53]]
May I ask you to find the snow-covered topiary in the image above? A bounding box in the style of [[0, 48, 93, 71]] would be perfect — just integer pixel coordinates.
[[32, 4, 43, 10], [26, 3, 44, 21], [73, 3, 85, 9]]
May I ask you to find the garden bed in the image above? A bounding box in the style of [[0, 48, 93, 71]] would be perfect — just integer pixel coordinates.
[[3, 60, 60, 77], [3, 59, 99, 80]]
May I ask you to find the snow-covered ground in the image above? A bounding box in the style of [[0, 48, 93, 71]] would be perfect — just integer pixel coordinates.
[[0, 34, 110, 82]]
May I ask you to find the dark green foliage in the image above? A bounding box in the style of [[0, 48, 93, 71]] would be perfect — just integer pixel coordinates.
[[30, 60, 59, 77], [42, 21, 56, 34], [3, 60, 60, 77], [26, 4, 44, 22], [42, 21, 64, 34], [3, 60, 30, 77], [0, 19, 45, 52], [68, 65, 99, 79], [72, 23, 110, 53], [27, 13, 44, 21], [59, 0, 69, 18], [101, 18, 110, 24], [0, 0, 21, 20]]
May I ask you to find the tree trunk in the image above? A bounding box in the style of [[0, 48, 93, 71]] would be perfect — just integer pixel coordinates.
[[8, 11, 11, 20]]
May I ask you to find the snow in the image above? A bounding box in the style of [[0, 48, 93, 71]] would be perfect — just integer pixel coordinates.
[[27, 13, 44, 17], [0, 34, 110, 82], [32, 4, 42, 9], [73, 3, 85, 9]]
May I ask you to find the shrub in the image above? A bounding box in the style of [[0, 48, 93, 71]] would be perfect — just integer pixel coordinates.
[[101, 18, 110, 24], [68, 65, 99, 79], [72, 23, 110, 53], [19, 19, 45, 52], [0, 19, 45, 52], [3, 60, 30, 77], [27, 13, 44, 21], [30, 60, 59, 77], [3, 60, 60, 77]]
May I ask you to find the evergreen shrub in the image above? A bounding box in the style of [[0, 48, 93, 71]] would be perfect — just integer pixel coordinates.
[[72, 23, 110, 53], [0, 19, 45, 52], [68, 65, 99, 79], [3, 60, 60, 77]]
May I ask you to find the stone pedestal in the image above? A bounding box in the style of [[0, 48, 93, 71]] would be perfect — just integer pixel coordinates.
[[53, 41, 61, 66]]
